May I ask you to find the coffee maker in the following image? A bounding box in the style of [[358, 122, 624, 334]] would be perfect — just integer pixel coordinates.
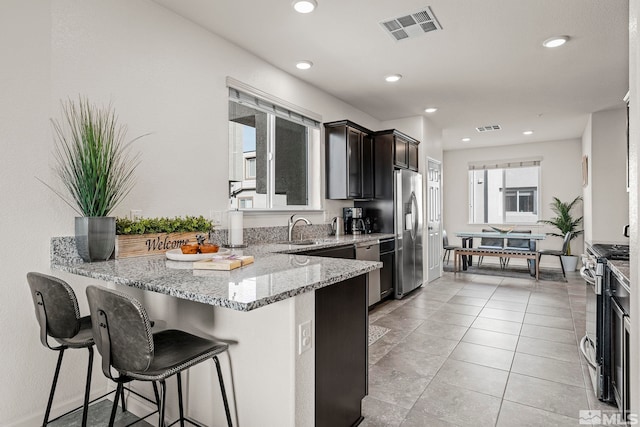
[[343, 207, 366, 234]]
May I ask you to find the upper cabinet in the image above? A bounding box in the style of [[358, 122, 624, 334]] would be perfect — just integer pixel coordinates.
[[325, 121, 374, 200], [325, 121, 420, 200], [375, 129, 419, 171], [372, 129, 420, 198]]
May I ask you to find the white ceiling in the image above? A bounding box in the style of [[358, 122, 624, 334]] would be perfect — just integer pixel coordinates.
[[152, 0, 629, 151]]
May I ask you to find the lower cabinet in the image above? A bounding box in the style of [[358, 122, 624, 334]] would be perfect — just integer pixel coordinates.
[[315, 274, 368, 427], [300, 244, 355, 259]]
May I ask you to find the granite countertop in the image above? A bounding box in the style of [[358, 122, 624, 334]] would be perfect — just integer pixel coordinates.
[[585, 241, 630, 286], [51, 233, 390, 312], [608, 260, 630, 287]]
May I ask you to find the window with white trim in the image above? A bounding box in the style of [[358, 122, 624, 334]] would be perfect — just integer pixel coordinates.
[[468, 159, 540, 224], [228, 80, 321, 210]]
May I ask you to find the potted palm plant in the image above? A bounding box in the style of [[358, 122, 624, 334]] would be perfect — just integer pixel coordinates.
[[42, 97, 143, 262], [538, 196, 584, 272]]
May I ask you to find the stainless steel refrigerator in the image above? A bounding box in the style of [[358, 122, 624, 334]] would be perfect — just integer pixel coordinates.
[[394, 169, 423, 298], [356, 168, 423, 299]]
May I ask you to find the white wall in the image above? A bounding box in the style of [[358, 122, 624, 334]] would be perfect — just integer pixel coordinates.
[[443, 139, 584, 267], [0, 2, 107, 424], [3, 0, 386, 424], [582, 107, 629, 245]]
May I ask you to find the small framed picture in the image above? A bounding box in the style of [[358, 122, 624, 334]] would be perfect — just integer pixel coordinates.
[[582, 155, 588, 187]]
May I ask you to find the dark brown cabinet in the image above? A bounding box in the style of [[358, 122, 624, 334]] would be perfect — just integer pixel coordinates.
[[315, 274, 367, 427], [408, 141, 419, 171], [372, 130, 420, 199], [325, 121, 374, 199]]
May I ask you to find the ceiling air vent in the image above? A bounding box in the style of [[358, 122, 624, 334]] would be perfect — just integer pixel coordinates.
[[476, 125, 502, 132], [380, 6, 442, 42]]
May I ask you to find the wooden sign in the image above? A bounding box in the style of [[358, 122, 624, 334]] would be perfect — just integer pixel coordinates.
[[115, 232, 201, 259]]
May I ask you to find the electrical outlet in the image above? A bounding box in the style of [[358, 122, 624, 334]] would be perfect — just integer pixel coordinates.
[[298, 320, 312, 355], [130, 209, 142, 220]]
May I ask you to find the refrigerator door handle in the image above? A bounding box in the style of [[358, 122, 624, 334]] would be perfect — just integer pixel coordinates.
[[410, 191, 419, 240]]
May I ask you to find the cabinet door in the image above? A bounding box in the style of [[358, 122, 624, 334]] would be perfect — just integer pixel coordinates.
[[361, 134, 374, 199], [374, 134, 393, 199], [379, 250, 394, 299], [301, 244, 355, 259], [347, 128, 362, 198], [394, 137, 408, 168], [408, 142, 419, 171]]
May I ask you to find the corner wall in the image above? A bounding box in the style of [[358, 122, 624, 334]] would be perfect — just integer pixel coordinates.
[[582, 107, 629, 245]]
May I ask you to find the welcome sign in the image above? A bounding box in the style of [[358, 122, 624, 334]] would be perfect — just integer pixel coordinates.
[[115, 232, 200, 258]]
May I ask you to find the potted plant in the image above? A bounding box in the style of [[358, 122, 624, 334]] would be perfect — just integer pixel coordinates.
[[538, 196, 584, 272], [41, 97, 143, 262]]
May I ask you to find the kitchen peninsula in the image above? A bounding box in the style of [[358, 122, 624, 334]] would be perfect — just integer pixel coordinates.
[[51, 235, 386, 427]]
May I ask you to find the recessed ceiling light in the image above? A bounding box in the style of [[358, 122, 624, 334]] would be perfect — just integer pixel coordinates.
[[424, 107, 438, 113], [542, 36, 569, 48], [385, 74, 402, 83], [461, 137, 471, 142], [523, 130, 534, 135], [296, 60, 313, 70], [292, 0, 317, 14]]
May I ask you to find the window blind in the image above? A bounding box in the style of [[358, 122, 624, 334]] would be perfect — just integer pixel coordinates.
[[468, 157, 542, 171], [227, 77, 321, 129]]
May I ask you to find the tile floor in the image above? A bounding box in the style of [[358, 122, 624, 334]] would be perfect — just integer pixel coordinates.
[[363, 270, 617, 427]]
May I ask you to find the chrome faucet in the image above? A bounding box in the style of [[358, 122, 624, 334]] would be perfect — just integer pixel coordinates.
[[288, 214, 312, 241]]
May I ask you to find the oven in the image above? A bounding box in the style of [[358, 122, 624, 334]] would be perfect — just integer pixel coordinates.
[[580, 250, 610, 401], [607, 265, 631, 421], [581, 243, 630, 414]]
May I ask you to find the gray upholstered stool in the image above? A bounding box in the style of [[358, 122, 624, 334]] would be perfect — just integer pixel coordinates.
[[27, 272, 95, 427], [86, 285, 233, 427]]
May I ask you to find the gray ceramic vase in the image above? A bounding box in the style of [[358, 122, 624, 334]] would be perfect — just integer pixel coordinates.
[[75, 217, 116, 262]]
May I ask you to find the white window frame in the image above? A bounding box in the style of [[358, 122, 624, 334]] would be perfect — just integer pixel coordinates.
[[227, 78, 322, 211], [468, 158, 541, 225]]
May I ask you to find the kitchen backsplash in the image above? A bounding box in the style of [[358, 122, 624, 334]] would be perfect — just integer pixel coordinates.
[[51, 224, 333, 264]]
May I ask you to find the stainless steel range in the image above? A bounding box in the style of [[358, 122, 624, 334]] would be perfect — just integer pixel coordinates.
[[581, 243, 630, 414]]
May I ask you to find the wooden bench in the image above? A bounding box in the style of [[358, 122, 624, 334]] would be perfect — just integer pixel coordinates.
[[454, 247, 539, 280]]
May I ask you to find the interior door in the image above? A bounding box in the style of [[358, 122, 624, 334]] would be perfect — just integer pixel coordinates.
[[427, 158, 442, 282]]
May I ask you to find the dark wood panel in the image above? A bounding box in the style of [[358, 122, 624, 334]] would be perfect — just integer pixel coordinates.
[[315, 274, 367, 427]]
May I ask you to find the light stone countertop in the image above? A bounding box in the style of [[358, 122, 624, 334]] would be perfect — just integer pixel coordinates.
[[51, 233, 391, 312]]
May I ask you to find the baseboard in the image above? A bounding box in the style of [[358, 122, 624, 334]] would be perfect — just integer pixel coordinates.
[[6, 386, 111, 427], [5, 383, 159, 427]]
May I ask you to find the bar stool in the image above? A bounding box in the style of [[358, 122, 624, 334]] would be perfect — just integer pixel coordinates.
[[27, 272, 95, 427], [85, 285, 233, 427]]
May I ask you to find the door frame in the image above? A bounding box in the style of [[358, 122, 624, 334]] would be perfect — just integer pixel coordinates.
[[426, 157, 442, 283]]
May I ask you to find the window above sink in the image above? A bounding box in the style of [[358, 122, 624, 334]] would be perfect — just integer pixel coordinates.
[[227, 78, 322, 211]]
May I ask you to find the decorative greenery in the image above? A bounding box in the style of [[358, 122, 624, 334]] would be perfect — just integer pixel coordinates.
[[538, 196, 583, 256], [116, 216, 214, 235], [40, 97, 143, 217]]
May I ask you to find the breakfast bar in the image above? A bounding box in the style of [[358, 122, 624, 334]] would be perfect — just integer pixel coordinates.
[[51, 239, 381, 427]]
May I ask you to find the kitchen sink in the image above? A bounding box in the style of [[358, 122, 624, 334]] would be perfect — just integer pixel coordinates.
[[283, 238, 339, 246], [285, 239, 322, 245]]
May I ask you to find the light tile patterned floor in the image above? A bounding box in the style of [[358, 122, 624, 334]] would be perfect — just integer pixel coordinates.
[[364, 270, 617, 427]]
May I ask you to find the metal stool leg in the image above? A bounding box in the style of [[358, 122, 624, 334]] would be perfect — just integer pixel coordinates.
[[158, 380, 167, 427], [81, 347, 93, 427], [152, 381, 161, 412], [176, 373, 185, 426], [109, 382, 123, 427], [43, 348, 65, 426], [213, 356, 233, 427], [120, 382, 127, 412]]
